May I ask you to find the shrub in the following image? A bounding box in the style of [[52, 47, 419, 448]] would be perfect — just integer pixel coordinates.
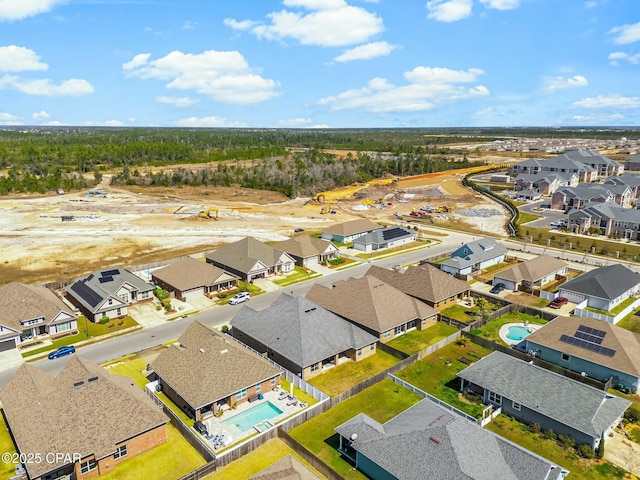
[[542, 429, 557, 441], [558, 434, 575, 449], [624, 404, 640, 423], [529, 422, 541, 434], [220, 325, 229, 334], [99, 316, 109, 324], [329, 257, 345, 266], [578, 444, 596, 459], [154, 288, 170, 300], [596, 435, 605, 459]]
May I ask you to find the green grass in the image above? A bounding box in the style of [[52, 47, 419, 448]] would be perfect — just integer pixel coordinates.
[[628, 425, 640, 444], [440, 301, 500, 323], [99, 423, 206, 480], [22, 316, 139, 358], [107, 358, 152, 389], [203, 438, 325, 479], [518, 211, 542, 225], [386, 323, 458, 355], [280, 378, 318, 407], [487, 415, 628, 480], [616, 314, 640, 334], [583, 297, 637, 317], [0, 410, 18, 480], [472, 312, 547, 346], [289, 379, 423, 480], [308, 350, 400, 397], [273, 266, 322, 286], [354, 240, 429, 259], [395, 340, 493, 418]]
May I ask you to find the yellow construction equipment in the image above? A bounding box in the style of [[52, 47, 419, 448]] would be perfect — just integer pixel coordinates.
[[198, 208, 219, 219]]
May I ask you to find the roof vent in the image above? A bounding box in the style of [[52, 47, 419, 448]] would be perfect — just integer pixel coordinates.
[[220, 349, 228, 354], [429, 436, 441, 444], [304, 307, 316, 313], [73, 381, 85, 388], [88, 376, 99, 383], [199, 348, 205, 354]]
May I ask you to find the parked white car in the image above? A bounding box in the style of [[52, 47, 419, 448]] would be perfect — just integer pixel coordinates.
[[228, 292, 250, 305]]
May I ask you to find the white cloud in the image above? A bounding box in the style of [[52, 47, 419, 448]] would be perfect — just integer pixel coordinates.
[[571, 113, 624, 123], [543, 75, 588, 91], [175, 116, 246, 128], [0, 112, 20, 124], [276, 117, 313, 127], [480, 0, 520, 9], [124, 50, 279, 104], [608, 51, 640, 66], [610, 22, 640, 45], [182, 20, 197, 30], [225, 1, 383, 47], [0, 75, 94, 96], [156, 96, 199, 107], [84, 120, 125, 127], [126, 117, 136, 123], [426, 0, 473, 22], [572, 94, 640, 109], [0, 0, 66, 21], [0, 46, 48, 72], [32, 110, 50, 120], [317, 65, 488, 113], [584, 0, 598, 8], [334, 41, 397, 62]]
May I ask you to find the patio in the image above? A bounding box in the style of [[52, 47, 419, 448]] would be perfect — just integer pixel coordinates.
[[199, 386, 308, 451]]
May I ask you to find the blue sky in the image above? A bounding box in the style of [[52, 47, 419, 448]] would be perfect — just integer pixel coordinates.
[[0, 0, 639, 128]]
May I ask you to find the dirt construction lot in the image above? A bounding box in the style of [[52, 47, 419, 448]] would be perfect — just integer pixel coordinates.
[[0, 170, 507, 285]]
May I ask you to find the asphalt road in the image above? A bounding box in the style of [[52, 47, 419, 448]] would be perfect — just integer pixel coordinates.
[[518, 200, 568, 228]]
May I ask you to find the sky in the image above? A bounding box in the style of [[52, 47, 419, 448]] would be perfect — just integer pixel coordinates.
[[0, 0, 639, 128]]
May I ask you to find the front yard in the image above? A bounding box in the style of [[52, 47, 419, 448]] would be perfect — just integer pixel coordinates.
[[289, 379, 423, 480], [469, 312, 547, 346], [395, 340, 493, 419], [272, 266, 321, 287], [0, 410, 17, 479], [307, 350, 400, 397], [386, 322, 458, 355]]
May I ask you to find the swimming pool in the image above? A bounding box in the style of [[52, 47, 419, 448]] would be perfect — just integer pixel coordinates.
[[506, 325, 532, 341], [221, 402, 283, 432]]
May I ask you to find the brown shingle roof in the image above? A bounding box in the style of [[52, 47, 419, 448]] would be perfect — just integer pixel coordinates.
[[0, 282, 76, 330], [0, 356, 168, 479], [151, 257, 238, 291], [205, 236, 294, 274], [152, 321, 282, 409], [366, 264, 470, 304], [273, 236, 336, 259], [495, 255, 567, 283], [305, 275, 437, 334], [249, 455, 322, 480], [322, 219, 380, 237], [526, 316, 640, 377]]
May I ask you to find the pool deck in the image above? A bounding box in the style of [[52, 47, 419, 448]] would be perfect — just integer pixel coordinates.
[[199, 387, 308, 451], [499, 322, 542, 346]]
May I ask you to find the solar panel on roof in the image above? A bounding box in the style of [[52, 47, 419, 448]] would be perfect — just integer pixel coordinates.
[[382, 227, 409, 241], [70, 281, 103, 308], [98, 276, 113, 283], [574, 331, 603, 344], [559, 331, 616, 358], [577, 324, 605, 338], [101, 269, 120, 277]]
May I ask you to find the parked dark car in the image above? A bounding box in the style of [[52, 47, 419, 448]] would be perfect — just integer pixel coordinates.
[[549, 297, 568, 309], [194, 420, 208, 436], [48, 345, 76, 360], [490, 283, 506, 294], [294, 228, 305, 233]]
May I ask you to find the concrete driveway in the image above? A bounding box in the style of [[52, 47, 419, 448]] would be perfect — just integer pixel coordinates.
[[605, 430, 640, 476]]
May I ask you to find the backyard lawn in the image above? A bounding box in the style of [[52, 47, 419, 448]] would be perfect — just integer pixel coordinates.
[[106, 357, 150, 388], [0, 410, 17, 480], [440, 300, 501, 323], [203, 438, 326, 479], [395, 340, 492, 418], [307, 350, 400, 397], [99, 423, 206, 480], [289, 379, 423, 480], [487, 415, 628, 480], [386, 322, 458, 355], [469, 312, 547, 346], [616, 313, 640, 334]]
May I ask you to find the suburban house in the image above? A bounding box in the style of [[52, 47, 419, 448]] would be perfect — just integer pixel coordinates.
[[249, 455, 321, 480], [439, 237, 507, 278], [0, 282, 78, 353], [335, 397, 567, 480], [305, 275, 438, 343], [625, 154, 640, 172], [151, 257, 239, 301], [514, 172, 578, 196], [604, 173, 640, 199], [230, 294, 378, 380], [568, 202, 640, 239], [0, 356, 168, 480], [273, 236, 339, 267], [66, 267, 154, 322], [457, 351, 630, 449], [205, 236, 295, 282], [558, 264, 640, 312], [525, 316, 640, 394], [492, 255, 568, 292], [320, 218, 381, 244], [551, 184, 632, 212], [151, 321, 281, 421], [366, 264, 470, 310], [352, 225, 416, 253]]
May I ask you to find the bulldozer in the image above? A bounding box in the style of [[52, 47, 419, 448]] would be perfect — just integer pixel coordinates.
[[197, 207, 219, 220]]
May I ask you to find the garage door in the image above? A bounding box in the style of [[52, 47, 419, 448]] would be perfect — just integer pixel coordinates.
[[0, 339, 16, 352]]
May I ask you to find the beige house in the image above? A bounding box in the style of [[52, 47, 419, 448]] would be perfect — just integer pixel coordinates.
[[492, 255, 568, 292], [151, 257, 239, 301], [0, 356, 168, 480], [306, 275, 438, 343], [321, 218, 381, 244], [273, 236, 339, 267], [152, 321, 282, 421]]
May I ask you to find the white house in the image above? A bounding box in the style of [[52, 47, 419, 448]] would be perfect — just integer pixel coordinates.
[[439, 238, 507, 278]]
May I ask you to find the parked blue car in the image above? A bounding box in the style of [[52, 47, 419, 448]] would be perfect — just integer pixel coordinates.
[[48, 345, 76, 360]]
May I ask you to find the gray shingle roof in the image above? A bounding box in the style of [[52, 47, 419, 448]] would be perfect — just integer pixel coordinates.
[[494, 255, 567, 283], [205, 236, 294, 274], [353, 226, 415, 246], [230, 294, 377, 369], [321, 218, 380, 237], [560, 264, 640, 301], [0, 282, 76, 331], [151, 321, 282, 409], [151, 257, 238, 291], [0, 356, 168, 479], [457, 352, 630, 438], [570, 201, 640, 224], [335, 398, 564, 480], [440, 237, 507, 270]]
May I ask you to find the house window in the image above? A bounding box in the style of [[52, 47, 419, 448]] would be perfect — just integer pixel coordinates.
[[310, 363, 319, 372], [488, 391, 502, 405], [270, 378, 276, 386], [358, 350, 362, 356], [384, 330, 391, 339], [370, 345, 374, 351], [57, 321, 71, 332], [116, 308, 122, 316], [114, 445, 127, 459], [236, 388, 247, 400], [255, 384, 261, 393], [108, 298, 113, 306], [395, 325, 403, 335], [561, 353, 570, 362], [80, 459, 97, 474], [512, 402, 521, 411], [141, 291, 149, 299]]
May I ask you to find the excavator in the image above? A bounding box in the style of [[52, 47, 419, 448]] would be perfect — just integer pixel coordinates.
[[197, 208, 219, 220]]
